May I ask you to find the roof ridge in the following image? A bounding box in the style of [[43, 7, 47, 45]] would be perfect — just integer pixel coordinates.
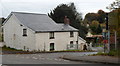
[[12, 12, 46, 15]]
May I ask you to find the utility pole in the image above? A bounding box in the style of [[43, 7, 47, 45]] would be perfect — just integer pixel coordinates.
[[115, 31, 117, 50], [105, 13, 110, 53], [108, 31, 110, 53]]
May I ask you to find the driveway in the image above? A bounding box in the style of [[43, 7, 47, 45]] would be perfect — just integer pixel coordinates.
[[2, 52, 98, 64]]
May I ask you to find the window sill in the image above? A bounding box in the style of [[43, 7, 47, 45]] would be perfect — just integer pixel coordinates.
[[50, 37, 55, 39], [23, 35, 27, 36], [70, 36, 74, 37]]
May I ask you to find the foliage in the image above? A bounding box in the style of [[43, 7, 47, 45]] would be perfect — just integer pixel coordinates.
[[2, 45, 23, 51], [109, 8, 120, 37], [106, 0, 120, 11], [92, 50, 120, 57], [48, 3, 87, 38], [89, 20, 102, 34], [83, 10, 106, 35], [96, 24, 102, 34], [97, 10, 106, 23], [84, 13, 99, 24]]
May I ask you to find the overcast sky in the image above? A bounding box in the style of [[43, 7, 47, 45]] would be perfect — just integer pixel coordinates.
[[0, 0, 115, 18]]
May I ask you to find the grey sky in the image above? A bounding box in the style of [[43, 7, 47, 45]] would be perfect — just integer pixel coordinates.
[[1, 0, 115, 18]]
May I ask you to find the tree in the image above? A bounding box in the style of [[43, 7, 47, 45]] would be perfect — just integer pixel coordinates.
[[96, 24, 102, 34], [106, 1, 120, 52], [109, 8, 120, 36], [48, 3, 87, 38], [84, 13, 99, 24], [89, 20, 102, 34], [106, 0, 120, 11], [97, 10, 106, 23]]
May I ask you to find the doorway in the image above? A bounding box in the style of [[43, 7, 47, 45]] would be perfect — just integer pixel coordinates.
[[50, 43, 54, 51]]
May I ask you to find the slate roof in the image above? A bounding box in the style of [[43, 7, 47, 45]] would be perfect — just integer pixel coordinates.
[[7, 12, 78, 32]]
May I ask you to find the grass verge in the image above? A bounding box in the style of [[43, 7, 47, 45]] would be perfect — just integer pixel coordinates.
[[2, 45, 23, 51], [92, 50, 120, 57]]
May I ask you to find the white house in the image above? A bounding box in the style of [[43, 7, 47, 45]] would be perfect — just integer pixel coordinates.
[[3, 12, 86, 51]]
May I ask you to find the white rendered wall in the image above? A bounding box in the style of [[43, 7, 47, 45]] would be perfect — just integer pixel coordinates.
[[35, 32, 78, 51], [3, 14, 36, 51]]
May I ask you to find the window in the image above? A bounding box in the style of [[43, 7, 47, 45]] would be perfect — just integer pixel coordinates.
[[70, 31, 74, 37], [50, 32, 54, 39], [23, 29, 27, 36], [76, 41, 78, 44], [70, 41, 73, 48]]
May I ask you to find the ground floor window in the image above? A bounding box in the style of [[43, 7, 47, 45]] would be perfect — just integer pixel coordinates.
[[70, 41, 73, 48]]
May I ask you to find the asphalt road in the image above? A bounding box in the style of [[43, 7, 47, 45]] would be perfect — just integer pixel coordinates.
[[2, 52, 98, 64]]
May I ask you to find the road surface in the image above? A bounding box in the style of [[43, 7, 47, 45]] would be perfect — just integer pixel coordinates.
[[2, 52, 98, 64]]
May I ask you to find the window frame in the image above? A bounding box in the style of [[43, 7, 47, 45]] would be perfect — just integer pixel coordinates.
[[70, 41, 74, 48], [23, 29, 27, 36], [70, 31, 74, 37], [49, 32, 54, 39]]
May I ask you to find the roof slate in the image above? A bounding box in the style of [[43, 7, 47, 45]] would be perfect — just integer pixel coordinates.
[[12, 12, 78, 32]]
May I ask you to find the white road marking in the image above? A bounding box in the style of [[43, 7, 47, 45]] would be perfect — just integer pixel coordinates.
[[63, 60, 70, 62]]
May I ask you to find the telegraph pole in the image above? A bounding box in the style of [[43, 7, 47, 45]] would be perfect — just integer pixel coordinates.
[[106, 13, 110, 53], [115, 31, 117, 50]]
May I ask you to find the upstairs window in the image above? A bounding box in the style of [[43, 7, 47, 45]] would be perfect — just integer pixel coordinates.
[[70, 31, 74, 37], [23, 29, 27, 36], [50, 32, 54, 39]]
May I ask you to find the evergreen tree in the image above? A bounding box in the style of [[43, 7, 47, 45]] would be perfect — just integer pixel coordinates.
[[48, 3, 87, 38]]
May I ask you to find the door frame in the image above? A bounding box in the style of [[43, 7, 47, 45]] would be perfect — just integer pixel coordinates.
[[50, 43, 54, 51]]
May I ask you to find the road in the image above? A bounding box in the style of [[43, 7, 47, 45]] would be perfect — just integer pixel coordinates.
[[2, 52, 98, 64]]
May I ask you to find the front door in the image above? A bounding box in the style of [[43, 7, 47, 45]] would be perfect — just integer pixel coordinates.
[[50, 43, 54, 51]]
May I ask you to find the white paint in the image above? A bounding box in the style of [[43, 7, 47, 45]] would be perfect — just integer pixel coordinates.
[[3, 14, 36, 51], [3, 14, 86, 51], [35, 32, 78, 51]]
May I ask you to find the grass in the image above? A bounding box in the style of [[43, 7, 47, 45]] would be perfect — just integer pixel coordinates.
[[96, 45, 104, 47], [2, 45, 95, 52], [57, 49, 94, 52], [30, 49, 95, 53], [92, 50, 120, 57], [2, 45, 23, 51]]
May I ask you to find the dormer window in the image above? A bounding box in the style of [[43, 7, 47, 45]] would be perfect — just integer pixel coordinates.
[[70, 31, 74, 37], [23, 29, 27, 36]]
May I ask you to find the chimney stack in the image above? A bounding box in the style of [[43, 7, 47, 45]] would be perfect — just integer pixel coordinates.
[[64, 16, 70, 25]]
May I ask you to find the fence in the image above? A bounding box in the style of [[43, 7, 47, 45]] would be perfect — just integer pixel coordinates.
[[67, 44, 79, 50], [92, 43, 104, 47]]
